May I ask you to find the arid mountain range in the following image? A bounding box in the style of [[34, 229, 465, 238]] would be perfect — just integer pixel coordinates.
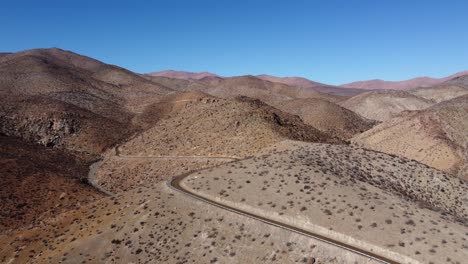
[[148, 70, 220, 80], [151, 69, 468, 91], [1, 48, 467, 263], [340, 70, 468, 90]]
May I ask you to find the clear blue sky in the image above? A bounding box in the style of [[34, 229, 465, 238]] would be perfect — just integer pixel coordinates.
[[1, 0, 468, 85]]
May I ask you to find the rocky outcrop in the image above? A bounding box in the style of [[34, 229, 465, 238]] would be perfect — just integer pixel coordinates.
[[1, 112, 80, 147], [0, 96, 134, 155]]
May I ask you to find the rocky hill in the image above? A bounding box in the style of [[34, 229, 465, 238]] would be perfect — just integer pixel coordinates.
[[270, 98, 377, 140], [123, 96, 338, 157], [0, 48, 173, 114], [133, 90, 213, 129], [407, 84, 468, 103], [95, 95, 341, 192], [352, 95, 468, 180], [203, 75, 344, 103], [256, 74, 327, 88], [339, 90, 433, 121], [0, 48, 179, 154], [145, 73, 348, 102], [445, 74, 468, 87], [2, 47, 467, 263], [0, 96, 133, 154]]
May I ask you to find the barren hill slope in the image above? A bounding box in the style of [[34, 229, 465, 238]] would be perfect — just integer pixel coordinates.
[[133, 90, 213, 128], [339, 89, 433, 121], [144, 74, 347, 102], [204, 75, 344, 103], [352, 95, 468, 180], [0, 136, 103, 231], [0, 48, 179, 155], [123, 96, 337, 157], [408, 84, 468, 103], [270, 98, 377, 140], [0, 96, 134, 155], [0, 48, 173, 114], [446, 74, 468, 87], [96, 95, 340, 192], [0, 52, 122, 106], [11, 48, 173, 95]]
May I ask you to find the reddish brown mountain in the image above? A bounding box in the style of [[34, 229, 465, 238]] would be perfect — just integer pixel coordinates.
[[203, 75, 345, 103], [0, 48, 175, 155], [341, 71, 468, 90], [269, 98, 377, 140], [148, 71, 366, 96], [143, 75, 208, 91], [0, 48, 174, 113], [256, 74, 326, 88], [148, 70, 220, 80], [256, 74, 366, 96]]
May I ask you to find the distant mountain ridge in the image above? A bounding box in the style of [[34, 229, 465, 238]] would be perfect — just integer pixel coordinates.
[[256, 74, 327, 88], [150, 70, 468, 92], [340, 71, 468, 90], [148, 70, 220, 80], [255, 74, 368, 96], [149, 71, 368, 96]]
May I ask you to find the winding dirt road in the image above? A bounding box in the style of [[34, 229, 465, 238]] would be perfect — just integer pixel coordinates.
[[115, 146, 240, 161], [169, 171, 397, 264], [88, 148, 397, 264], [87, 146, 239, 196]]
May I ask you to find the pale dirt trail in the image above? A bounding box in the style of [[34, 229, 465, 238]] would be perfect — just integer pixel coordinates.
[[86, 147, 396, 264], [87, 144, 240, 196], [168, 171, 397, 264]]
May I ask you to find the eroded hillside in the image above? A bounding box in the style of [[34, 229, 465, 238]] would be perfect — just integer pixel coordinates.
[[352, 95, 468, 180], [95, 95, 341, 193], [0, 96, 133, 154], [270, 98, 377, 140], [339, 90, 432, 121], [0, 136, 103, 231]]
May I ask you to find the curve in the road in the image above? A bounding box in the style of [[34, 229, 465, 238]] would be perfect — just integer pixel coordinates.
[[169, 171, 399, 264], [87, 146, 239, 196], [88, 146, 397, 263]]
